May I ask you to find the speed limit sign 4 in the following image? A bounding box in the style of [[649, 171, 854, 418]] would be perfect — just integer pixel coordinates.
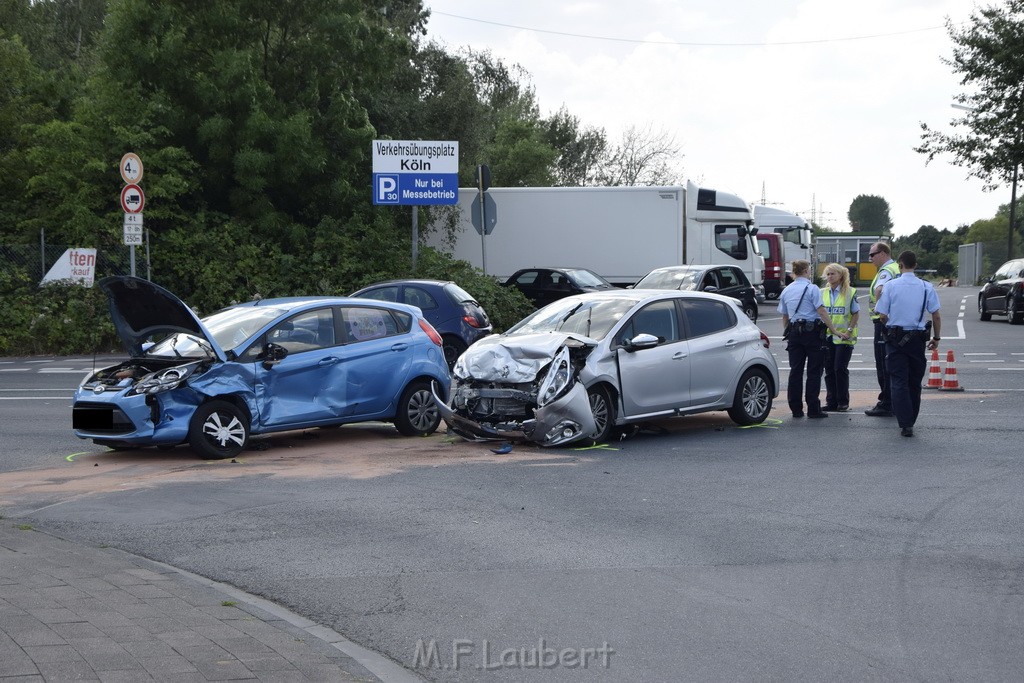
[[121, 184, 145, 213]]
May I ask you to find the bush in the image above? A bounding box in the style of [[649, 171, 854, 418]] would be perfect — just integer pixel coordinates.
[[0, 275, 119, 356]]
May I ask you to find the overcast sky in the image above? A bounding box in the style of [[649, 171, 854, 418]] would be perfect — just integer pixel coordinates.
[[423, 0, 1004, 236]]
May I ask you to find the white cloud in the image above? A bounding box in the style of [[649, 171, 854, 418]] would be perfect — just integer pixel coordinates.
[[425, 0, 1004, 235]]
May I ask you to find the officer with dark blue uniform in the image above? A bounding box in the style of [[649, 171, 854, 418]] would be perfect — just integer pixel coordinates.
[[874, 250, 942, 437], [777, 260, 848, 418]]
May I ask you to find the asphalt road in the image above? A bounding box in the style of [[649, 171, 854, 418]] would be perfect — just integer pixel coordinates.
[[1, 286, 1022, 681]]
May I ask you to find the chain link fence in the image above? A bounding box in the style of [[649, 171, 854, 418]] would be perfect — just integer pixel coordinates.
[[2, 241, 145, 285]]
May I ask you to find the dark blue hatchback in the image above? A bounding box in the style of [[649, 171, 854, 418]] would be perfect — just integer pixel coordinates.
[[350, 280, 493, 368]]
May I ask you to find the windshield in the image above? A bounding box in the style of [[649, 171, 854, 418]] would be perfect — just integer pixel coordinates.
[[506, 296, 639, 340], [145, 305, 288, 358], [634, 269, 700, 291], [567, 269, 611, 288]]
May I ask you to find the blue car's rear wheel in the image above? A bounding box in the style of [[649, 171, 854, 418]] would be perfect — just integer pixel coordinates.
[[188, 400, 249, 459], [395, 381, 441, 436]]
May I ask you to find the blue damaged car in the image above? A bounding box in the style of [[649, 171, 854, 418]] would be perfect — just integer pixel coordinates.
[[72, 276, 451, 459]]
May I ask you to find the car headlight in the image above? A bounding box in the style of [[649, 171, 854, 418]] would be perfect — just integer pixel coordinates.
[[126, 362, 201, 396], [536, 346, 574, 408], [452, 354, 471, 380]]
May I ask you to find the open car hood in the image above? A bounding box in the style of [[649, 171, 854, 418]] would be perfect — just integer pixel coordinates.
[[99, 276, 226, 361], [458, 332, 596, 383]]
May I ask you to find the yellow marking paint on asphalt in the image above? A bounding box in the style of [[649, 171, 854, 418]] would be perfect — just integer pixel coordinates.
[[65, 452, 92, 462], [737, 417, 784, 430], [573, 443, 620, 451]]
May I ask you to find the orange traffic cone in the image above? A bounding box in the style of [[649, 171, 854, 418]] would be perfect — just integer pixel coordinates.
[[925, 349, 943, 389], [940, 349, 964, 391]]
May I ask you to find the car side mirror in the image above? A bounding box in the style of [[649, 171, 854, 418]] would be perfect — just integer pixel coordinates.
[[261, 342, 289, 369], [624, 333, 660, 352], [704, 286, 719, 293]]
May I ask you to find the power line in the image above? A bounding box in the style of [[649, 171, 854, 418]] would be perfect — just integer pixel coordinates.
[[430, 10, 946, 47]]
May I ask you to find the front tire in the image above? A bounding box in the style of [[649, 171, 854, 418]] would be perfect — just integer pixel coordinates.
[[728, 368, 772, 425], [395, 381, 441, 436], [1008, 297, 1023, 325], [742, 302, 758, 322], [587, 385, 616, 444], [188, 400, 249, 460], [979, 297, 992, 321]]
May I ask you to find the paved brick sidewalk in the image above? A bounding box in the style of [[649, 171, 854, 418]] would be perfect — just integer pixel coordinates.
[[0, 523, 398, 682]]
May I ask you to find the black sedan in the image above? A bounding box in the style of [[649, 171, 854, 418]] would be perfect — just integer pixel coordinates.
[[979, 258, 1024, 324], [634, 264, 759, 322], [504, 267, 615, 308]]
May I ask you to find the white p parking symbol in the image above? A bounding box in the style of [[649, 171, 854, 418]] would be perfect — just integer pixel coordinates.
[[376, 175, 399, 204]]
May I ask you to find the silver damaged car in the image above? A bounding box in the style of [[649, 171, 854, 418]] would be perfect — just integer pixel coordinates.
[[435, 290, 779, 446]]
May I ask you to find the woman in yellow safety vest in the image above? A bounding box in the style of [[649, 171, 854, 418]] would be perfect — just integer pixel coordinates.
[[821, 263, 860, 411]]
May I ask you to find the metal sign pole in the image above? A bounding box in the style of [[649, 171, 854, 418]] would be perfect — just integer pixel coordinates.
[[411, 206, 419, 271]]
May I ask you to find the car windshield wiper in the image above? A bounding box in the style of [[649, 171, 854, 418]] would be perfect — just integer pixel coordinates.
[[183, 334, 215, 358], [558, 302, 584, 327]]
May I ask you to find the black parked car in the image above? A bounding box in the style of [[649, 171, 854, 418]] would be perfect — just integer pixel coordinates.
[[350, 280, 493, 367], [979, 258, 1024, 324], [504, 267, 615, 308], [634, 264, 759, 322]]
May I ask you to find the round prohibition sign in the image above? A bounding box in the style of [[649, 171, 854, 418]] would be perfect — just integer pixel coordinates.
[[120, 152, 143, 184], [120, 183, 145, 213]]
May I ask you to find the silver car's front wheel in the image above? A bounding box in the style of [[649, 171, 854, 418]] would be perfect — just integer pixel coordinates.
[[587, 385, 616, 444], [727, 369, 772, 425]]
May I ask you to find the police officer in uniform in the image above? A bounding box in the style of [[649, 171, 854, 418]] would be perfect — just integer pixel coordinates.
[[865, 242, 901, 417], [874, 250, 942, 437], [821, 263, 859, 411], [777, 260, 848, 418]]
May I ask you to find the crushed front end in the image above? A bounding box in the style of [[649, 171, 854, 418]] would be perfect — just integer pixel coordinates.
[[72, 357, 215, 448], [434, 333, 598, 447]]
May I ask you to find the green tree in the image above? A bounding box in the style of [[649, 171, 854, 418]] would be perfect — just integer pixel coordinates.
[[916, 0, 1024, 256], [847, 195, 893, 233], [542, 106, 607, 186]]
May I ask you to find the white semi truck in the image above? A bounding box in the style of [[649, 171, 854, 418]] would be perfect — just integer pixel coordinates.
[[751, 205, 816, 283], [426, 182, 764, 289]]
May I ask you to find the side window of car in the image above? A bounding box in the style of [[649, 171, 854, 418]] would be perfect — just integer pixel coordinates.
[[342, 307, 401, 342], [680, 299, 736, 338], [267, 309, 336, 354], [512, 271, 539, 286], [549, 272, 571, 291], [618, 300, 679, 345], [360, 286, 398, 302], [719, 268, 741, 288], [404, 287, 438, 311]]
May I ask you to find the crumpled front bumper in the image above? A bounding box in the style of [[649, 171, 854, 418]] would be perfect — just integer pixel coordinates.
[[432, 382, 597, 447]]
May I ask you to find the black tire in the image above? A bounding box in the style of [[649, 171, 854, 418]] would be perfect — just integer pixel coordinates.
[[395, 381, 441, 436], [742, 302, 758, 322], [1007, 297, 1022, 325], [727, 368, 772, 426], [441, 335, 467, 370], [979, 297, 992, 321], [188, 400, 249, 460], [587, 385, 616, 444]]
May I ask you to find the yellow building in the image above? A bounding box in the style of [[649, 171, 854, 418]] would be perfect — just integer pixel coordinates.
[[814, 234, 891, 286]]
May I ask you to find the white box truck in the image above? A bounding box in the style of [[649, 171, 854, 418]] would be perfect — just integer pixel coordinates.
[[752, 205, 816, 284], [426, 181, 764, 288]]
